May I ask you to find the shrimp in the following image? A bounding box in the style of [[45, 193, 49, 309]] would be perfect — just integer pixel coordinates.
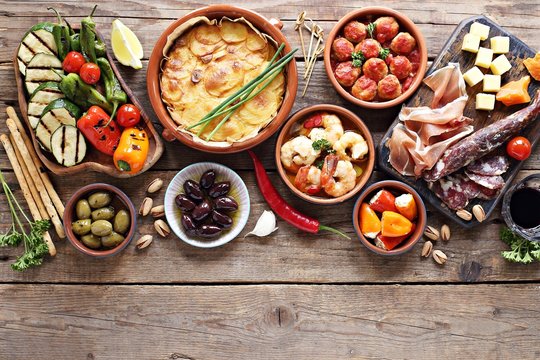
[[301, 113, 344, 145], [280, 135, 321, 172], [333, 131, 369, 161], [294, 165, 322, 194], [321, 154, 357, 197]]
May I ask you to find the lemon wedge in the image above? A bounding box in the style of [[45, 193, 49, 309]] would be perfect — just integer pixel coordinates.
[[111, 19, 143, 69]]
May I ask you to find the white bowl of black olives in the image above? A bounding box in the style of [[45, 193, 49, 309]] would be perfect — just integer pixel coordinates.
[[164, 162, 250, 248]]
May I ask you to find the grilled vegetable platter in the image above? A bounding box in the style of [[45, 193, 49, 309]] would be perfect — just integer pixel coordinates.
[[379, 16, 540, 228], [13, 6, 163, 177]]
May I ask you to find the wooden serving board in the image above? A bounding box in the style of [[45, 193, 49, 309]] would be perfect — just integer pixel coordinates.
[[13, 28, 163, 178], [378, 15, 540, 228]]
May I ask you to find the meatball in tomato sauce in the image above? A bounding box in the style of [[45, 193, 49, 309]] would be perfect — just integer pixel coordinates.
[[343, 21, 367, 43], [362, 58, 388, 82], [374, 16, 399, 44], [407, 48, 421, 73], [390, 32, 417, 55], [334, 61, 361, 87], [352, 76, 378, 101], [354, 39, 381, 59], [377, 74, 402, 100], [389, 55, 412, 80], [332, 38, 354, 62]]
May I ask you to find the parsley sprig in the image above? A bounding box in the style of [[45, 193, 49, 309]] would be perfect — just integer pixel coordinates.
[[366, 22, 375, 38], [312, 139, 335, 153], [500, 227, 540, 264], [351, 51, 365, 68], [379, 48, 390, 60], [0, 170, 50, 271]]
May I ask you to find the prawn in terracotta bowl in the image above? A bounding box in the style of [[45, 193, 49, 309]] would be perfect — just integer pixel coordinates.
[[275, 104, 375, 205]]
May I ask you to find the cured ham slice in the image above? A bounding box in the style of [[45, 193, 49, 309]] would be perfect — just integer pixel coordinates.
[[387, 63, 473, 177]]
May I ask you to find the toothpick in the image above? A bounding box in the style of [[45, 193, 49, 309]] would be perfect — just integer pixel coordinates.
[[304, 25, 324, 79], [305, 20, 317, 77], [302, 45, 324, 97], [295, 11, 307, 63]]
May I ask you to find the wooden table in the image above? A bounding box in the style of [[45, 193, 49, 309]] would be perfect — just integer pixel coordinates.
[[1, 1, 540, 358]]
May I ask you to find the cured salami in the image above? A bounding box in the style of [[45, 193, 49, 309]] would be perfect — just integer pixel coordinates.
[[424, 91, 540, 182], [466, 155, 510, 176], [429, 174, 480, 210], [465, 171, 505, 190]]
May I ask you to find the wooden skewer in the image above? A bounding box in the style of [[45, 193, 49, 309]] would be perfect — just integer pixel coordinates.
[[295, 11, 308, 63], [305, 21, 317, 77], [6, 106, 65, 217], [304, 25, 324, 80], [0, 134, 56, 256], [10, 134, 49, 221], [5, 118, 66, 239], [302, 45, 325, 97]]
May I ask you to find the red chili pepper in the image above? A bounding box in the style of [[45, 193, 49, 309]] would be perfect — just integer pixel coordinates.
[[248, 150, 350, 238], [303, 113, 323, 129], [77, 105, 122, 156]]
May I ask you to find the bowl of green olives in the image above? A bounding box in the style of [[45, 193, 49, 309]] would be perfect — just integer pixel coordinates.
[[64, 183, 136, 257]]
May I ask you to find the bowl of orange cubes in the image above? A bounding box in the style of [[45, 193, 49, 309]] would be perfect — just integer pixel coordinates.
[[352, 180, 426, 255]]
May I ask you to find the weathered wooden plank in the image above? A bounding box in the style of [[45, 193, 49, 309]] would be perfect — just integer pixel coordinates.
[[1, 283, 540, 359], [0, 169, 538, 284]]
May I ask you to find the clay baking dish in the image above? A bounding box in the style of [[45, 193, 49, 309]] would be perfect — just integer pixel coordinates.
[[64, 183, 137, 258], [324, 6, 428, 109], [352, 180, 427, 255], [275, 104, 375, 205], [147, 4, 298, 154]]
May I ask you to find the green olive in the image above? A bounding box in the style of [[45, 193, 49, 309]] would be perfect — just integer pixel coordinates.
[[90, 220, 113, 237], [113, 210, 130, 234], [101, 231, 125, 248], [81, 233, 101, 249], [91, 206, 115, 221], [75, 199, 92, 220], [88, 191, 112, 209], [71, 219, 92, 236]]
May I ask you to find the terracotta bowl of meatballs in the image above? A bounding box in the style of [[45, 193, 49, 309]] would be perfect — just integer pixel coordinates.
[[275, 104, 375, 205], [324, 7, 428, 109]]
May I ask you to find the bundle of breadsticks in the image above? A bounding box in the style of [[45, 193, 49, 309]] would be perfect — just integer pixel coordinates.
[[0, 106, 65, 256]]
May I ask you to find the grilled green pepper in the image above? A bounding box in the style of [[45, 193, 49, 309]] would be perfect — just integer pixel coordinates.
[[47, 7, 70, 59], [65, 19, 81, 52], [97, 57, 127, 120], [80, 5, 100, 63], [55, 71, 113, 113]]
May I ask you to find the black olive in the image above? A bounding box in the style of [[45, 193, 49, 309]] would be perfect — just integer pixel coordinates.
[[200, 169, 216, 189], [214, 196, 238, 212], [175, 194, 196, 212], [208, 181, 230, 198], [212, 210, 232, 229], [197, 224, 222, 238], [192, 199, 213, 221], [181, 214, 197, 235], [183, 180, 203, 202]]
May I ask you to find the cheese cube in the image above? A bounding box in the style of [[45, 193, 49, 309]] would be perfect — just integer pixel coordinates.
[[463, 66, 484, 86], [490, 36, 510, 54], [475, 47, 493, 68], [476, 93, 496, 110], [490, 54, 512, 75], [462, 33, 481, 53], [483, 74, 501, 92], [470, 22, 490, 40]]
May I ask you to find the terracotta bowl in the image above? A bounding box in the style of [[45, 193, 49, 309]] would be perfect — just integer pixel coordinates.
[[352, 180, 427, 255], [275, 104, 375, 205], [323, 6, 428, 109], [64, 183, 137, 258], [147, 4, 298, 154]]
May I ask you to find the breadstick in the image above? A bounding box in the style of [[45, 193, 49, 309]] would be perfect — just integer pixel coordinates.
[[5, 119, 66, 239], [0, 135, 56, 256], [10, 134, 49, 220], [6, 106, 65, 217]]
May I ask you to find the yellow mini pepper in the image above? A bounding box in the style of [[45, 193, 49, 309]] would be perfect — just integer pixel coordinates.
[[113, 126, 149, 175]]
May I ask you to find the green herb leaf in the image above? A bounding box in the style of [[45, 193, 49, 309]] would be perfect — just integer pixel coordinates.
[[0, 230, 23, 247], [367, 23, 375, 38], [379, 48, 390, 60], [312, 139, 332, 152], [351, 51, 365, 68], [315, 160, 324, 170], [500, 227, 540, 264]]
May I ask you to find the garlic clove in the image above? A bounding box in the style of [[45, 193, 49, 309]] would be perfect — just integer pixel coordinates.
[[244, 210, 278, 237]]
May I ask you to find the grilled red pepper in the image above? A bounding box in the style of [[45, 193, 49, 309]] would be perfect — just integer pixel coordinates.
[[303, 113, 323, 129], [248, 150, 349, 238], [369, 189, 397, 213], [77, 105, 121, 156]]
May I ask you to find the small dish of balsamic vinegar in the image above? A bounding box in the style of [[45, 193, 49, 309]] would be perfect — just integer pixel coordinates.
[[502, 174, 540, 242]]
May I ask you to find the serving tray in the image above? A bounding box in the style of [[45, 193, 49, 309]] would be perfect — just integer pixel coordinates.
[[378, 15, 540, 228], [13, 29, 163, 178]]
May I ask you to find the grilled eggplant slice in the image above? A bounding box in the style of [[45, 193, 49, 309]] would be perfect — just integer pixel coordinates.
[[24, 53, 63, 94], [28, 82, 65, 128], [17, 22, 58, 75], [35, 98, 81, 152], [50, 125, 87, 167]]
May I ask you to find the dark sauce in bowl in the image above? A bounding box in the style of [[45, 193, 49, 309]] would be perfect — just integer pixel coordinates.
[[509, 188, 540, 228]]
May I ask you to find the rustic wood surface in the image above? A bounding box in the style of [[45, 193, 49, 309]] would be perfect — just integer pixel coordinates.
[[1, 0, 540, 358]]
